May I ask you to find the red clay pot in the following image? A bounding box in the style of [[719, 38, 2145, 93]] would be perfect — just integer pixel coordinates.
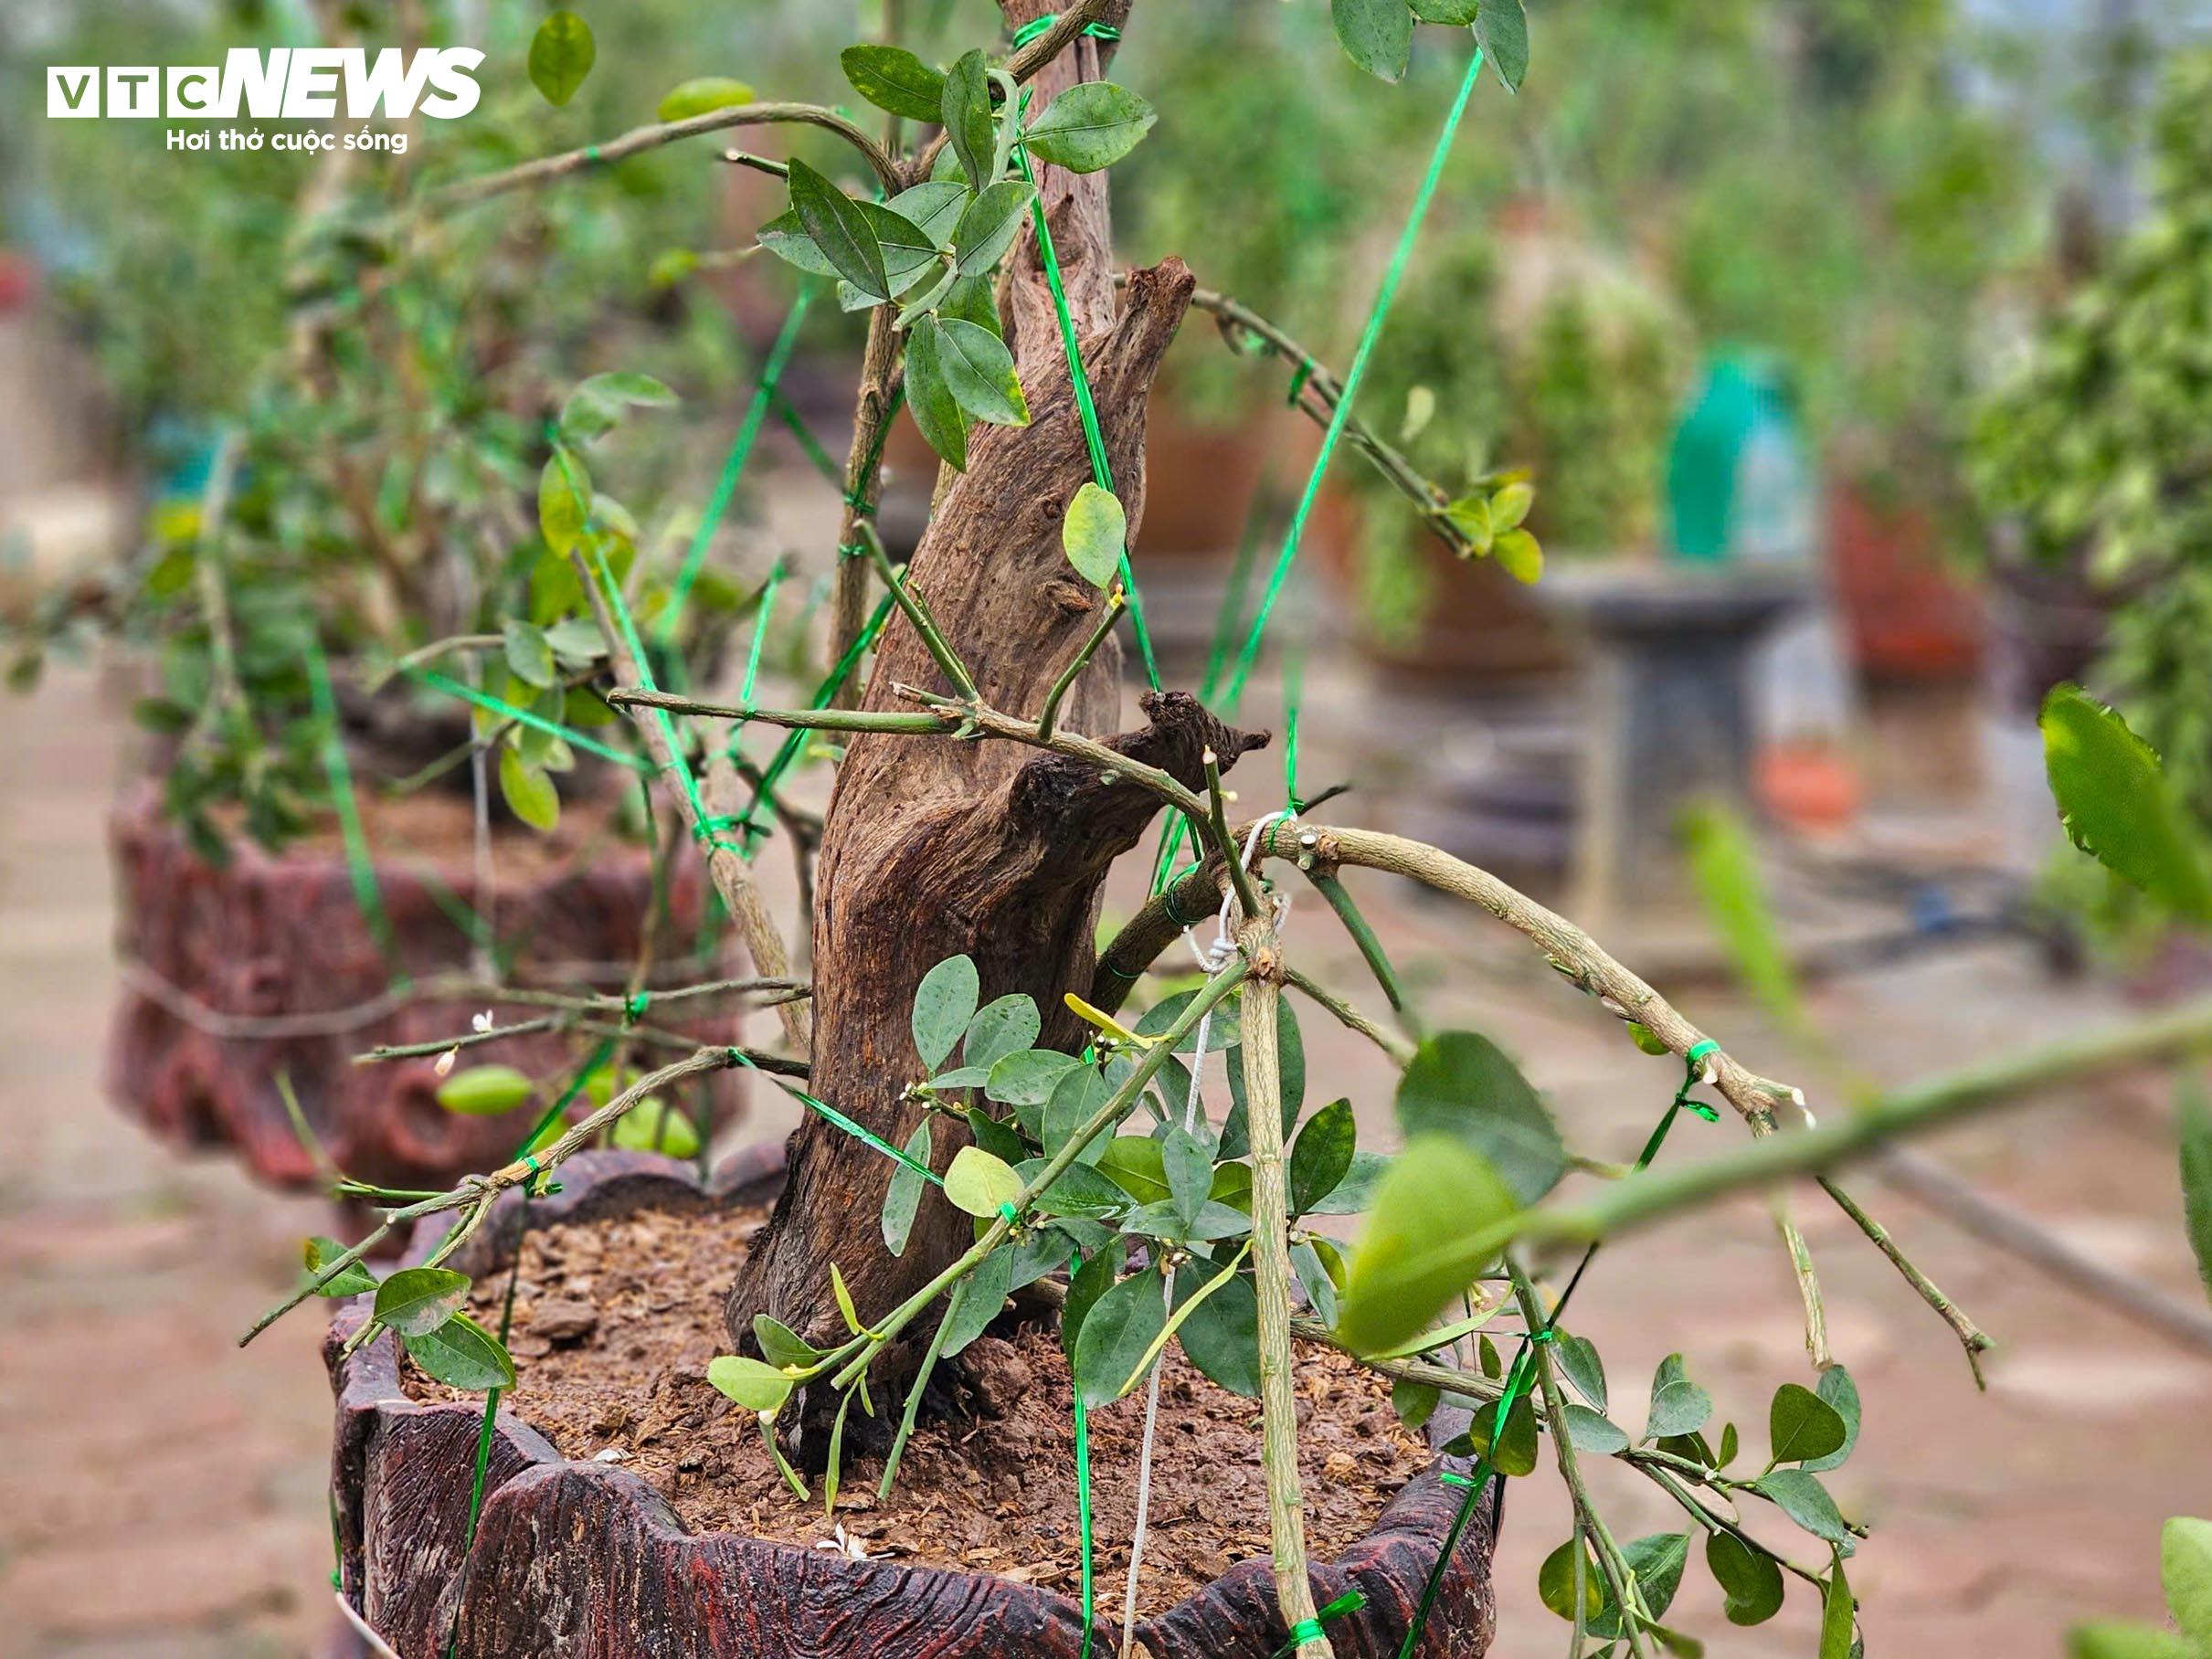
[[327, 1149, 1498, 1658]]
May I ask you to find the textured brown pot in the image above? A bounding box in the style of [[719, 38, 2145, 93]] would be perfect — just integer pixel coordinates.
[[327, 1150, 1498, 1658], [107, 784, 739, 1194]]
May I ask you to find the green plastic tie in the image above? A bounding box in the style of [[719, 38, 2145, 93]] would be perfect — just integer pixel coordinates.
[[1285, 359, 1315, 407], [623, 990, 651, 1024], [1009, 13, 1123, 49], [582, 143, 603, 165], [405, 665, 652, 772], [1074, 1391, 1096, 1656], [725, 1048, 942, 1186], [1013, 112, 1160, 694], [1274, 1590, 1368, 1657], [306, 643, 407, 990], [998, 1201, 1021, 1229], [661, 286, 818, 642]]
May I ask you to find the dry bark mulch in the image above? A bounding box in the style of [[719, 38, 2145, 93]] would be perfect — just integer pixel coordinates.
[[403, 1204, 1432, 1617]]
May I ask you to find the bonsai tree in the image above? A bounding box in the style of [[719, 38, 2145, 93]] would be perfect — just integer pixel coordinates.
[[232, 5, 2212, 1655]]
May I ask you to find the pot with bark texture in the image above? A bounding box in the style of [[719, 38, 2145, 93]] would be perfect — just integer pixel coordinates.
[[108, 780, 742, 1197], [327, 1149, 1498, 1658]]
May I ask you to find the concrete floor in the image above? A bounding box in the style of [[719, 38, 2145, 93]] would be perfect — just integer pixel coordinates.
[[2, 650, 2209, 1658]]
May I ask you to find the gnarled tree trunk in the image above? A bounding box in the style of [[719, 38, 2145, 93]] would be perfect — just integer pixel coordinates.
[[725, 0, 1261, 1433]]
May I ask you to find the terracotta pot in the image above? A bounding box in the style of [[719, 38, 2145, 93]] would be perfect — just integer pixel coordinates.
[[106, 784, 741, 1195], [1826, 480, 1983, 683], [327, 1150, 1499, 1658]]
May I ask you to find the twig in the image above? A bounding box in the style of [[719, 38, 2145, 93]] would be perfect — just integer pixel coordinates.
[[1815, 1175, 1993, 1386], [905, 0, 1121, 183], [857, 522, 979, 702], [1038, 586, 1125, 742], [1283, 963, 1413, 1066]]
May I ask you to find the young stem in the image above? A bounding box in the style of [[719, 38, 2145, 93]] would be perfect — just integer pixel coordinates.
[[858, 522, 979, 703], [1037, 586, 1125, 743], [1238, 917, 1329, 1658]]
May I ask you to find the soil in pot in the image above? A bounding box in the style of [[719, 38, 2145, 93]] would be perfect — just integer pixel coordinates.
[[401, 1199, 1435, 1620]]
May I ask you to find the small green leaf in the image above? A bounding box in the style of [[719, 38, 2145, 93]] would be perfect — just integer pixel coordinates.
[[2165, 1516, 2212, 1647], [610, 1098, 700, 1158], [1490, 480, 1534, 531], [1024, 1158, 1130, 1221], [1303, 1148, 1391, 1215], [752, 1316, 822, 1373], [1681, 800, 1803, 1030], [787, 159, 889, 301], [935, 318, 1030, 428], [756, 212, 838, 279], [404, 1313, 515, 1392], [1707, 1531, 1785, 1626], [912, 955, 979, 1072], [2042, 684, 2212, 923], [1395, 1030, 1565, 1204], [1062, 483, 1127, 588], [1042, 1066, 1113, 1165], [374, 1267, 471, 1337], [964, 995, 1041, 1072], [1332, 0, 1412, 81], [657, 76, 753, 122], [1063, 1242, 1120, 1362], [839, 44, 945, 122], [708, 1353, 794, 1413], [1492, 528, 1544, 584], [1408, 0, 1481, 24], [939, 49, 996, 190], [2186, 1079, 2212, 1305], [503, 620, 556, 690], [1392, 1377, 1440, 1432], [560, 372, 678, 444], [1095, 1136, 1170, 1205], [435, 1064, 534, 1116], [854, 201, 942, 292], [1596, 1534, 1689, 1631], [944, 1146, 1024, 1219], [902, 315, 969, 470], [951, 180, 1035, 277], [1464, 1390, 1538, 1475], [831, 1263, 863, 1335], [1288, 1098, 1357, 1215], [1538, 1537, 1608, 1622], [1171, 1261, 1261, 1396], [1160, 1125, 1214, 1232], [937, 1244, 1013, 1358], [527, 10, 595, 106], [1752, 1469, 1850, 1543], [1333, 1136, 1519, 1356], [887, 180, 969, 248], [2069, 1623, 2195, 1659], [303, 1237, 376, 1298], [538, 452, 590, 555], [1820, 1551, 1856, 1659], [1801, 1364, 1861, 1473], [1021, 82, 1158, 173], [986, 1049, 1079, 1107], [498, 746, 560, 833], [1476, 0, 1531, 91], [1072, 1268, 1168, 1404], [1768, 1381, 1849, 1468], [1646, 1353, 1712, 1441], [1555, 1333, 1606, 1413], [1561, 1402, 1628, 1455]]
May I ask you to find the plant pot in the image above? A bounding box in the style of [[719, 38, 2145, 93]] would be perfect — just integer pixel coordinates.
[[1825, 478, 1983, 684], [106, 782, 741, 1196], [327, 1149, 1498, 1657]]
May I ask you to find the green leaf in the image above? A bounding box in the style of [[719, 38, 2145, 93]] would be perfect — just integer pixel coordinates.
[[756, 212, 839, 279], [751, 1316, 822, 1373], [538, 452, 591, 555], [1173, 1262, 1261, 1396], [559, 372, 678, 445], [1333, 1136, 1519, 1356], [2042, 684, 2212, 923], [1561, 1402, 1628, 1455], [503, 620, 556, 690], [1289, 1099, 1358, 1215], [938, 1243, 1013, 1358], [1095, 1136, 1170, 1205], [1333, 0, 1412, 81], [610, 1099, 700, 1158], [1555, 1333, 1606, 1413], [951, 180, 1035, 277], [986, 1049, 1079, 1108], [2069, 1623, 2195, 1659], [1752, 1470, 1850, 1543], [498, 746, 560, 833], [879, 1121, 931, 1256], [1291, 1238, 1341, 1326], [887, 180, 969, 248], [1707, 1531, 1785, 1626], [1680, 800, 1803, 1030], [1463, 1390, 1539, 1475], [840, 44, 946, 122], [849, 201, 940, 295], [1222, 998, 1305, 1157], [1395, 1030, 1565, 1204], [1645, 1353, 1712, 1441], [2180, 1081, 2212, 1307], [1022, 82, 1158, 173], [404, 1313, 514, 1392], [303, 1237, 376, 1298], [939, 49, 996, 190], [1124, 1198, 1249, 1242], [964, 994, 1040, 1072], [1476, 0, 1532, 92], [1768, 1381, 1849, 1468], [787, 159, 889, 300], [374, 1267, 471, 1337], [527, 10, 594, 106], [966, 1107, 1026, 1166], [1063, 1242, 1120, 1362], [911, 955, 979, 1072], [938, 269, 1003, 337], [902, 315, 969, 470], [1393, 1377, 1440, 1431], [935, 318, 1030, 428], [1801, 1364, 1861, 1473], [2164, 1516, 2212, 1646], [1820, 1552, 1856, 1659], [1408, 0, 1481, 23], [1073, 1269, 1169, 1404], [944, 1146, 1024, 1219], [1598, 1534, 1689, 1630], [1160, 1125, 1214, 1231], [656, 77, 753, 122], [436, 1064, 534, 1116], [1024, 1158, 1129, 1220], [1305, 1148, 1392, 1216], [1060, 483, 1128, 590], [1539, 1538, 1608, 1622], [1492, 528, 1544, 584], [707, 1353, 794, 1413]]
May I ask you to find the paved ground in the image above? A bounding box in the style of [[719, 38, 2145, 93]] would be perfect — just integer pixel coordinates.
[[3, 647, 2209, 1658]]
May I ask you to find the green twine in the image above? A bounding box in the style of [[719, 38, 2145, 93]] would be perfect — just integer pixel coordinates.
[[1274, 1590, 1368, 1658], [405, 665, 651, 772], [1222, 45, 1485, 717], [305, 643, 407, 988], [739, 561, 787, 716], [1074, 1392, 1096, 1656], [661, 286, 819, 643], [725, 1048, 943, 1186], [1013, 118, 1161, 694], [771, 389, 847, 488], [1008, 12, 1122, 49]]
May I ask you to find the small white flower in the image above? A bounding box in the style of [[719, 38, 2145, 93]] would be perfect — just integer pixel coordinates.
[[813, 1524, 866, 1560], [593, 1446, 629, 1464], [471, 1009, 495, 1033], [433, 1048, 459, 1077]]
